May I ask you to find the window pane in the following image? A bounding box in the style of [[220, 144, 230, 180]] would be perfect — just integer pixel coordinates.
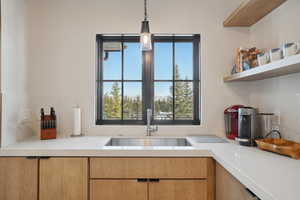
[[175, 82, 193, 120], [154, 82, 173, 120], [124, 43, 142, 80], [102, 82, 121, 120], [175, 42, 193, 80], [154, 42, 173, 80], [123, 82, 142, 120], [103, 42, 122, 80]]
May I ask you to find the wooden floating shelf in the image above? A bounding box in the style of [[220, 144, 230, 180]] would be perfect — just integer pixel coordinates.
[[223, 0, 287, 27], [223, 54, 300, 82]]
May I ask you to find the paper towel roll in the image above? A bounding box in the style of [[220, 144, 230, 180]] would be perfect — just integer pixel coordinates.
[[73, 107, 81, 136]]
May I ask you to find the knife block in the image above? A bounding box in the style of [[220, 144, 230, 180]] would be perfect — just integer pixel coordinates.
[[40, 115, 57, 140]]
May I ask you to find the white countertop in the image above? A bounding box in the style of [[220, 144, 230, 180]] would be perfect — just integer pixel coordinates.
[[1, 136, 299, 200]]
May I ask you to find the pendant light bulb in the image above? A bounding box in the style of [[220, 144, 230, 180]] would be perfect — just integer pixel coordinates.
[[140, 0, 152, 51]]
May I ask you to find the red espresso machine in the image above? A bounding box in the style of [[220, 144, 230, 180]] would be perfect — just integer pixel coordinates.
[[224, 105, 245, 140]]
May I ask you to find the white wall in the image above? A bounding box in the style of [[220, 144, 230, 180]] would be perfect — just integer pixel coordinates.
[[2, 0, 251, 144], [1, 0, 33, 146], [2, 0, 299, 145], [248, 0, 300, 142]]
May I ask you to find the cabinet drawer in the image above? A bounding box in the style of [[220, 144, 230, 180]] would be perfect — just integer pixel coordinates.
[[149, 180, 207, 200], [90, 158, 209, 179], [90, 180, 148, 200]]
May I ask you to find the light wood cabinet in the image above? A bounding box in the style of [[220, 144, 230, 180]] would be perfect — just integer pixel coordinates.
[[39, 157, 88, 200], [216, 163, 255, 200], [0, 157, 38, 200], [0, 157, 216, 200], [149, 180, 207, 200], [90, 180, 148, 200], [90, 157, 215, 200]]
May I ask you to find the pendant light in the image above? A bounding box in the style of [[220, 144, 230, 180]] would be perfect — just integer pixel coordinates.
[[140, 0, 152, 51]]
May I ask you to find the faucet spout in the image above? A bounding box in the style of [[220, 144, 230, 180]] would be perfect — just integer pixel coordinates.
[[146, 109, 158, 136]]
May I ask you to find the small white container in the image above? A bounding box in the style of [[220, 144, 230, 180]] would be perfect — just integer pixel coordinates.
[[257, 53, 269, 66], [269, 48, 282, 62], [282, 42, 300, 58]]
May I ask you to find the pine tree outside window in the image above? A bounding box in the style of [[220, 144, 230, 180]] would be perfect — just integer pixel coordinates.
[[96, 35, 200, 125]]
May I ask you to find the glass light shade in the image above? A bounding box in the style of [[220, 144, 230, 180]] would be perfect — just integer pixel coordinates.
[[140, 32, 152, 51]]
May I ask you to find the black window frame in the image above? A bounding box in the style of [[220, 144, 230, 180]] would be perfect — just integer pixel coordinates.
[[96, 34, 200, 125]]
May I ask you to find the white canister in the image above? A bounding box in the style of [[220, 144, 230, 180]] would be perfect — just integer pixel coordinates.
[[257, 53, 270, 66], [269, 48, 282, 62], [282, 42, 300, 58]]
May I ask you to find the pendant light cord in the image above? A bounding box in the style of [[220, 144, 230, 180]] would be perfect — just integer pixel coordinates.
[[144, 0, 148, 21]]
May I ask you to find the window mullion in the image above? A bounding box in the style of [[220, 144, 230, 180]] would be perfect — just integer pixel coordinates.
[[121, 40, 124, 121], [142, 50, 147, 123], [172, 37, 175, 121], [98, 36, 103, 122], [193, 35, 200, 122], [150, 38, 154, 122], [143, 51, 152, 124]]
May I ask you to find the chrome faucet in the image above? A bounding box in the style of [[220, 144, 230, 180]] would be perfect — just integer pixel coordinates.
[[146, 109, 158, 136]]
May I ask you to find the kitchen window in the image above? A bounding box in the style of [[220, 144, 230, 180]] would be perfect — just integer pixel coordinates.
[[96, 34, 200, 125]]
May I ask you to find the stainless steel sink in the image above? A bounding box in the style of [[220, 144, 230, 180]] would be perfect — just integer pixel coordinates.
[[105, 138, 192, 147]]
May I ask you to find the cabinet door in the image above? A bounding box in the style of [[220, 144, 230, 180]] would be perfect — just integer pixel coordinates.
[[90, 180, 148, 200], [0, 157, 38, 200], [216, 163, 255, 200], [149, 180, 207, 200], [39, 158, 88, 200]]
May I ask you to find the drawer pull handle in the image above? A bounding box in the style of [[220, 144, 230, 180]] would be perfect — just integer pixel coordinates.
[[137, 178, 148, 182], [26, 156, 39, 159], [26, 156, 51, 160], [39, 156, 51, 159], [149, 179, 160, 182]]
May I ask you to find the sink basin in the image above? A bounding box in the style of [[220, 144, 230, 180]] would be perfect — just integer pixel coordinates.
[[105, 138, 192, 147]]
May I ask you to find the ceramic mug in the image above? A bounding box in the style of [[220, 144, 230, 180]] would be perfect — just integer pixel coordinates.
[[257, 53, 270, 66], [282, 42, 300, 58], [269, 48, 282, 62]]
